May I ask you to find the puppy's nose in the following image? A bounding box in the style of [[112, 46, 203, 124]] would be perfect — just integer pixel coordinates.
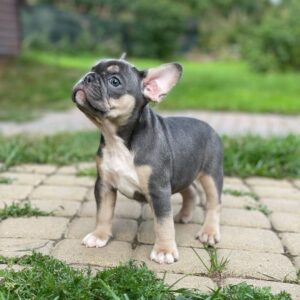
[[84, 72, 96, 84]]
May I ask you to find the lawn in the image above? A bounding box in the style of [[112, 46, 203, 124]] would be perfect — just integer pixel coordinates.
[[0, 132, 299, 179], [0, 51, 299, 122]]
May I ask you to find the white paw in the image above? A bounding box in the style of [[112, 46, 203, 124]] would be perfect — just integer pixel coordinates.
[[150, 244, 179, 264], [197, 226, 221, 246], [81, 233, 109, 248]]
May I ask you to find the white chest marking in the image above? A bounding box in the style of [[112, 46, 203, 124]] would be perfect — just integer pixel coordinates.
[[101, 135, 141, 198]]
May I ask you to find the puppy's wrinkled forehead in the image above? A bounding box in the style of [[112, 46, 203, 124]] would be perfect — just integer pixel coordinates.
[[91, 59, 138, 78]]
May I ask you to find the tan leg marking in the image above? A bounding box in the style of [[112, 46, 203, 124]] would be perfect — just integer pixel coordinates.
[[174, 185, 198, 224], [82, 187, 117, 248], [150, 214, 179, 264], [136, 165, 152, 198], [95, 155, 102, 171], [82, 153, 117, 248], [197, 174, 221, 245]]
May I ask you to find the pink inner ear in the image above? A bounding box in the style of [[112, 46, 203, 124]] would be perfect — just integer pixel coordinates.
[[144, 80, 161, 102], [142, 63, 181, 102]]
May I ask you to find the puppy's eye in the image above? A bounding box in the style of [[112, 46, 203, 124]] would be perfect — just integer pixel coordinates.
[[109, 76, 121, 87]]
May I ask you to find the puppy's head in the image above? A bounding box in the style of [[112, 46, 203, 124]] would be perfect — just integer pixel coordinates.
[[72, 58, 182, 126]]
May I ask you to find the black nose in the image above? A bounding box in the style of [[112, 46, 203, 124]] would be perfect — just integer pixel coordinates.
[[84, 72, 96, 84]]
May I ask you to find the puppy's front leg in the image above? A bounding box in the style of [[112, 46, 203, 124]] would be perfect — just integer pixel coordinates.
[[149, 189, 178, 264], [82, 175, 116, 248]]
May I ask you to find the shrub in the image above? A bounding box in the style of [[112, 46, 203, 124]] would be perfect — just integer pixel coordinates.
[[241, 0, 300, 72]]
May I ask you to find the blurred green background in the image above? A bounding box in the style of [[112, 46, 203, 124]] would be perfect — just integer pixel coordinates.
[[1, 0, 300, 121]]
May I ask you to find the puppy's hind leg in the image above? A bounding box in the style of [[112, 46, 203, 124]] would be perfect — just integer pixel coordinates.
[[174, 184, 198, 224], [197, 173, 222, 246]]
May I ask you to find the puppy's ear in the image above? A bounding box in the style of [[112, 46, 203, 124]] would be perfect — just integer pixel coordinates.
[[142, 63, 182, 102]]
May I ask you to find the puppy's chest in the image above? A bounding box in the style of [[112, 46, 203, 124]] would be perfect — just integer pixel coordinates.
[[100, 140, 141, 198]]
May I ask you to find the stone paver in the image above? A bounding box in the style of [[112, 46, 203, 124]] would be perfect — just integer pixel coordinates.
[[221, 194, 257, 209], [0, 238, 54, 257], [0, 172, 46, 186], [0, 185, 33, 201], [245, 177, 293, 188], [281, 233, 300, 256], [30, 200, 81, 217], [0, 217, 69, 239], [221, 208, 271, 229], [252, 186, 300, 200], [223, 183, 251, 193], [133, 245, 210, 274], [261, 198, 300, 214], [9, 164, 57, 174], [52, 239, 132, 267], [159, 273, 215, 291], [271, 213, 300, 233], [30, 185, 88, 201], [218, 249, 297, 281], [138, 222, 283, 253], [293, 180, 300, 189], [67, 217, 137, 242], [44, 175, 94, 187], [224, 177, 244, 185], [56, 162, 95, 175], [1, 166, 300, 295], [2, 108, 299, 136], [294, 257, 300, 268], [219, 226, 283, 253], [80, 197, 142, 220], [224, 278, 300, 299]]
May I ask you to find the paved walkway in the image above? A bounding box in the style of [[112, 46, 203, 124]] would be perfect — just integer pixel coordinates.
[[0, 163, 300, 297], [0, 109, 299, 136]]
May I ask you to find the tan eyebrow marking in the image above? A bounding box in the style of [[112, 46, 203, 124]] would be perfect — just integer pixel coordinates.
[[107, 65, 120, 73]]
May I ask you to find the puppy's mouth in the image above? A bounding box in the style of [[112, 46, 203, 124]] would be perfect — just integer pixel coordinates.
[[72, 89, 86, 104], [72, 88, 109, 115]]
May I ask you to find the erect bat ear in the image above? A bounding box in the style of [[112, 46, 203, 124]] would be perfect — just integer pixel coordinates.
[[141, 63, 182, 102]]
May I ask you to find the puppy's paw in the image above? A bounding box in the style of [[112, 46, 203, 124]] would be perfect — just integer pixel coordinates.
[[174, 211, 193, 224], [81, 232, 109, 248], [197, 225, 220, 246], [150, 241, 179, 264]]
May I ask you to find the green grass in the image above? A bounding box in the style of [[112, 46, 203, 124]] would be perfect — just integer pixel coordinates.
[[0, 252, 292, 299], [192, 246, 229, 277], [223, 135, 300, 178], [223, 189, 259, 200], [245, 203, 272, 216], [0, 132, 299, 179], [0, 177, 13, 184], [223, 188, 272, 215], [76, 167, 97, 177], [0, 50, 299, 122], [0, 202, 50, 221], [0, 54, 82, 122]]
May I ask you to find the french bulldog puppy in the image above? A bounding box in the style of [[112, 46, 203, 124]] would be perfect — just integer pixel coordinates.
[[72, 56, 223, 264]]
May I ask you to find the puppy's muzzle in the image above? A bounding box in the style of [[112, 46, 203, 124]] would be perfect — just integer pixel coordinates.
[[72, 72, 109, 115], [72, 72, 96, 103]]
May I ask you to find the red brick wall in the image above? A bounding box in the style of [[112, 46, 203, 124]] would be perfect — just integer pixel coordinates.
[[0, 0, 20, 56]]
